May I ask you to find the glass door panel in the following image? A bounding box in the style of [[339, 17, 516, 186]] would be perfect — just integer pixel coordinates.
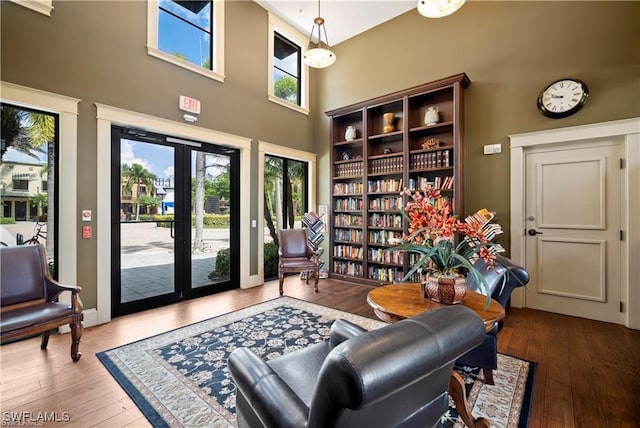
[[191, 150, 231, 289], [118, 140, 176, 305]]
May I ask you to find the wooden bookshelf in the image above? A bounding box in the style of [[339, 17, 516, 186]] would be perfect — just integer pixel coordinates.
[[326, 73, 470, 285]]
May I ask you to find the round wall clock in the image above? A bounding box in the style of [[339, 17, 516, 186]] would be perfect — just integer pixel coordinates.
[[537, 78, 589, 118]]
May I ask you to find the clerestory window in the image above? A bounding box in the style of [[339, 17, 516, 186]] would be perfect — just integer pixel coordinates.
[[267, 12, 309, 115], [147, 0, 225, 82]]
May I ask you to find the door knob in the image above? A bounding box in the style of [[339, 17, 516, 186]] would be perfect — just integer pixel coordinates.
[[527, 229, 543, 236]]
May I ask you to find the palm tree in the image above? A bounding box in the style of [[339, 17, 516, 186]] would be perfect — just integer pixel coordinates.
[[192, 152, 228, 252], [121, 163, 156, 221]]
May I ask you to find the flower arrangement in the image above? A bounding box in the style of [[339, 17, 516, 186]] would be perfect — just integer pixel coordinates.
[[389, 185, 505, 306]]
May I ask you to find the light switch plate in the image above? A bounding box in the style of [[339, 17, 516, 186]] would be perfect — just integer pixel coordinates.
[[483, 144, 502, 154]]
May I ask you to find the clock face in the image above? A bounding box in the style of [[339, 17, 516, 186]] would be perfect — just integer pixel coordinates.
[[537, 78, 589, 118]]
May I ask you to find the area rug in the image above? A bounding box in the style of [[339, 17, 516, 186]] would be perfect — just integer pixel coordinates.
[[97, 297, 535, 427]]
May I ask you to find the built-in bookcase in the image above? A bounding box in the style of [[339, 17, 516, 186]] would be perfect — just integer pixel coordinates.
[[326, 73, 470, 285]]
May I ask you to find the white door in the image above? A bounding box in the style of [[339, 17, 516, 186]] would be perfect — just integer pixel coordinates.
[[524, 139, 623, 324]]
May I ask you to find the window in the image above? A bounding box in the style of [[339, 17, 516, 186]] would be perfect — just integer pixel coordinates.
[[147, 0, 225, 82], [268, 13, 309, 115], [7, 0, 53, 16], [12, 178, 29, 191], [273, 33, 301, 106]]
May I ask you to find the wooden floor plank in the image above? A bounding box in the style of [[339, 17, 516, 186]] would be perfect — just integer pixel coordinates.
[[1, 277, 638, 427]]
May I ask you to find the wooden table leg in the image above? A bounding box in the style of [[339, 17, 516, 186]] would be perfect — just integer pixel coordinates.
[[448, 370, 490, 428]]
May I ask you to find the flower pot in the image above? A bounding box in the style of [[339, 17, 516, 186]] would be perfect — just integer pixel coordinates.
[[424, 274, 467, 304]]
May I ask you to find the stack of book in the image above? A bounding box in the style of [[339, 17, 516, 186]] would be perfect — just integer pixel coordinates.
[[464, 208, 505, 254], [301, 212, 326, 279]]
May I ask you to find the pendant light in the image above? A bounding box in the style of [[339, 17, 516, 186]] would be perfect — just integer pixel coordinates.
[[417, 0, 466, 18], [303, 0, 336, 69]]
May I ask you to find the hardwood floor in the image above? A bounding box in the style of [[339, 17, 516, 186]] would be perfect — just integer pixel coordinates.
[[1, 278, 639, 427]]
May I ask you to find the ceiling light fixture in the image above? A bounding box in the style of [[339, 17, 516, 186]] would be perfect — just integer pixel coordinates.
[[417, 0, 466, 18], [303, 0, 336, 69]]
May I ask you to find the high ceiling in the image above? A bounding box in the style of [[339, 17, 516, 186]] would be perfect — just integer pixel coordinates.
[[255, 1, 417, 46]]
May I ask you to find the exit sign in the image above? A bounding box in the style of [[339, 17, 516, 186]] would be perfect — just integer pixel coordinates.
[[179, 96, 201, 114]]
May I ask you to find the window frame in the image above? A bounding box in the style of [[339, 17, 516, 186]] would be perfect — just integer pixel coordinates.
[[7, 0, 53, 16], [147, 0, 225, 82], [267, 12, 309, 115]]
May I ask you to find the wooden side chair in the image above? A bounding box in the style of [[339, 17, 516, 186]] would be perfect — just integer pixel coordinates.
[[277, 228, 320, 296], [0, 244, 84, 362]]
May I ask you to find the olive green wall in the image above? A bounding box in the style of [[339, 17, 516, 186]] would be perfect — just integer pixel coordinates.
[[2, 1, 639, 309], [0, 0, 317, 309], [315, 1, 640, 254]]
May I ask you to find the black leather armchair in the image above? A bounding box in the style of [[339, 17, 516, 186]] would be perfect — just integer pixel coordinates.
[[456, 254, 529, 384], [228, 305, 486, 428]]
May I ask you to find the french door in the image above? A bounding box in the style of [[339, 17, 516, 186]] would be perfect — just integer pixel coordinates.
[[111, 126, 239, 317]]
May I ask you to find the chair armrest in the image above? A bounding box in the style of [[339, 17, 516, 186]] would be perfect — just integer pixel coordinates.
[[329, 319, 368, 348], [44, 277, 83, 314], [228, 348, 309, 428]]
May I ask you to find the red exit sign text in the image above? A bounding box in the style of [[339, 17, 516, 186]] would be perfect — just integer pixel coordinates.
[[179, 96, 201, 114]]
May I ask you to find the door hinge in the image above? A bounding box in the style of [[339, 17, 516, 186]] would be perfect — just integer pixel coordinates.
[[620, 158, 625, 169], [620, 301, 624, 313], [620, 230, 624, 241]]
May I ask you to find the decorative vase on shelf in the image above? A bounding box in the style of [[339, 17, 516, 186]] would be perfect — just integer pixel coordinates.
[[345, 126, 357, 141], [382, 113, 395, 133], [423, 273, 467, 304], [424, 106, 440, 126]]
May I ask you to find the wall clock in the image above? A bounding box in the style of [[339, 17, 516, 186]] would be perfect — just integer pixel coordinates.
[[537, 78, 589, 118]]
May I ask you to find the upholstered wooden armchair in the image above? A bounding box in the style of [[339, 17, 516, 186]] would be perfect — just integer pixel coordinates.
[[277, 228, 320, 296], [0, 244, 84, 362], [456, 254, 529, 384]]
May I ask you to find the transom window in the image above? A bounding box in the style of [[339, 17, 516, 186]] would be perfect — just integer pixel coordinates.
[[273, 33, 301, 106], [267, 12, 309, 115], [147, 0, 225, 82]]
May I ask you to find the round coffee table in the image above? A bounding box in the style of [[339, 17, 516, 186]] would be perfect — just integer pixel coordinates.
[[367, 282, 505, 332]]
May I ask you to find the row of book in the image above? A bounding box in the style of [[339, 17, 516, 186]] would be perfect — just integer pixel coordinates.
[[334, 198, 364, 211], [407, 176, 454, 191], [369, 196, 403, 211], [367, 178, 403, 193], [368, 230, 403, 245], [301, 211, 325, 234], [367, 266, 404, 283], [410, 150, 452, 170], [333, 261, 363, 277], [368, 213, 403, 229], [334, 245, 363, 260], [333, 229, 363, 243], [333, 182, 363, 195], [335, 161, 364, 177], [368, 248, 404, 264], [334, 213, 363, 227], [368, 156, 403, 175]]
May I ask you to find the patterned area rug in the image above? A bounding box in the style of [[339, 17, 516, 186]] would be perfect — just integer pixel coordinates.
[[97, 297, 535, 427]]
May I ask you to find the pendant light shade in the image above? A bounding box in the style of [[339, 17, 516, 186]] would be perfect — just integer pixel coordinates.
[[417, 0, 466, 18], [303, 2, 336, 68]]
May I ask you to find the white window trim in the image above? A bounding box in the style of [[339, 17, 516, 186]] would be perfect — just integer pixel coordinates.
[[8, 0, 53, 16], [267, 12, 310, 115], [0, 80, 81, 319], [256, 141, 317, 281], [146, 0, 225, 82], [95, 103, 255, 324]]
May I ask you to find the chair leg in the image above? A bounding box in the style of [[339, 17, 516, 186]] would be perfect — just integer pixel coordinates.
[[70, 319, 83, 362], [313, 268, 319, 292], [483, 368, 495, 385], [278, 270, 284, 296], [40, 331, 50, 350]]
